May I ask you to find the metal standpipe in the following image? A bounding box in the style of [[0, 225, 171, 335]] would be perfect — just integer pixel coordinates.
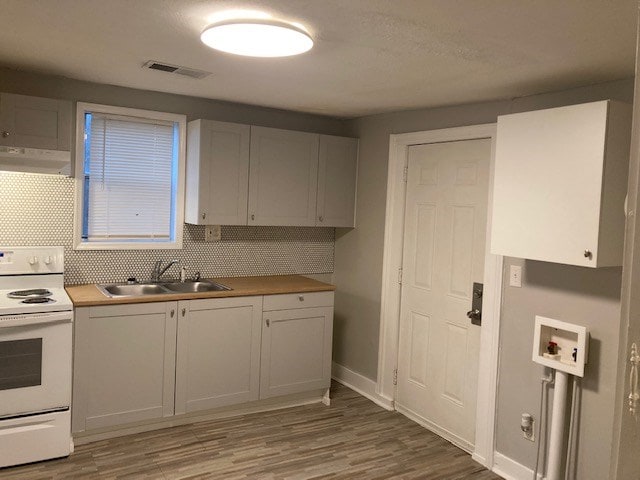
[[546, 370, 569, 480]]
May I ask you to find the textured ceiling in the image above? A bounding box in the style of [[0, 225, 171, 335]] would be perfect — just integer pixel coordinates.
[[1, 0, 637, 118]]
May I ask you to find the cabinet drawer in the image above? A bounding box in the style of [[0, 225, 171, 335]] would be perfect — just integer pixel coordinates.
[[263, 291, 334, 311]]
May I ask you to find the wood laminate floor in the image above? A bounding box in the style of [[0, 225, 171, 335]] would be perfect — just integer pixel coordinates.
[[1, 382, 503, 479]]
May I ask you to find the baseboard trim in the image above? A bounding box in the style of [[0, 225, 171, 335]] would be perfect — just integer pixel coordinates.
[[396, 403, 474, 453], [493, 452, 542, 480], [331, 362, 394, 411]]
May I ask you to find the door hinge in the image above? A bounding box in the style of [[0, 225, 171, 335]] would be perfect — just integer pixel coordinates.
[[402, 166, 408, 183], [398, 268, 403, 284], [393, 368, 398, 385]]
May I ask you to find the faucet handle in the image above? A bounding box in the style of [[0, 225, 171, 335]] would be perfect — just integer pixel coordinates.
[[193, 271, 201, 281]]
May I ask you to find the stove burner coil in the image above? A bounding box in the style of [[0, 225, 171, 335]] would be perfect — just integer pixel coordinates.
[[21, 297, 56, 304], [7, 289, 53, 299]]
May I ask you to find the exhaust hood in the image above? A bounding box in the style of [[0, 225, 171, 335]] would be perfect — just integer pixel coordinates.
[[0, 146, 71, 175]]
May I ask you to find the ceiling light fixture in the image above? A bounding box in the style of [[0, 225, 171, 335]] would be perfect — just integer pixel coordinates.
[[200, 19, 313, 57]]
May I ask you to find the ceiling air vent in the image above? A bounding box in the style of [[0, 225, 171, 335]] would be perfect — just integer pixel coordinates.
[[142, 60, 211, 79]]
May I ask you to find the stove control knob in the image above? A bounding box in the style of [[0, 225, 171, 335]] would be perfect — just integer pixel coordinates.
[[28, 256, 39, 265], [44, 256, 52, 265]]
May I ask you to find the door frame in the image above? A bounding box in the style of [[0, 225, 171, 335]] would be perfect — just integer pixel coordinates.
[[377, 123, 503, 468]]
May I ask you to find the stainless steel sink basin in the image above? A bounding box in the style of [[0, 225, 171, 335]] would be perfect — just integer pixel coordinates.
[[98, 283, 168, 297], [98, 280, 232, 298], [162, 281, 231, 293]]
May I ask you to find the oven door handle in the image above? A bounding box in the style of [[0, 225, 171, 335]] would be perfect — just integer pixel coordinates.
[[0, 311, 73, 328]]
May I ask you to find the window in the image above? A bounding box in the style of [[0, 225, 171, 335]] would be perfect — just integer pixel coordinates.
[[74, 103, 186, 250]]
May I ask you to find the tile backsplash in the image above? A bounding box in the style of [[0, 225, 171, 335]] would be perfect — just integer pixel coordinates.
[[0, 172, 334, 284]]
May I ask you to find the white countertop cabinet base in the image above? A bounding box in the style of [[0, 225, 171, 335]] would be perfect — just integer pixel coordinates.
[[174, 296, 262, 414], [491, 100, 632, 267], [260, 306, 333, 398], [72, 292, 334, 437], [72, 302, 177, 434]]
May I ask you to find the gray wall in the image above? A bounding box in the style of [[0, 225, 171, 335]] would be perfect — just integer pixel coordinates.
[[0, 67, 348, 134], [336, 78, 634, 477], [0, 67, 349, 284]]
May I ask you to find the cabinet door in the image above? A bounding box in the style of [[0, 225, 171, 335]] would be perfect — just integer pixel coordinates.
[[316, 135, 358, 227], [175, 296, 263, 414], [0, 93, 71, 150], [71, 302, 177, 433], [491, 100, 630, 267], [185, 119, 250, 225], [248, 126, 319, 226], [260, 306, 333, 398]]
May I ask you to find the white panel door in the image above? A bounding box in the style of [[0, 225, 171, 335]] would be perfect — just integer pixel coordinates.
[[316, 135, 358, 227], [0, 93, 71, 150], [396, 139, 491, 451], [248, 126, 319, 226], [174, 296, 262, 414]]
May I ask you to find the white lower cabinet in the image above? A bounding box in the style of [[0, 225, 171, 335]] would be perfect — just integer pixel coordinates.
[[260, 293, 334, 398], [72, 302, 178, 433], [72, 291, 334, 435], [175, 296, 263, 414]]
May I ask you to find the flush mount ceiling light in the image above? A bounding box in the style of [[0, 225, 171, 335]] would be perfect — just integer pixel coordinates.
[[200, 19, 313, 57]]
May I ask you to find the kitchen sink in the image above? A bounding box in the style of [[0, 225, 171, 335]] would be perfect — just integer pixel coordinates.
[[98, 280, 232, 298], [162, 281, 231, 293], [99, 284, 168, 297]]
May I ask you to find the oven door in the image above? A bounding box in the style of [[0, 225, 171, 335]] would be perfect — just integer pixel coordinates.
[[0, 311, 72, 417]]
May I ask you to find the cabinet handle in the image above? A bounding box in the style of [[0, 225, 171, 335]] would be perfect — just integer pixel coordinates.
[[298, 295, 304, 302], [170, 309, 175, 318], [266, 319, 270, 327], [201, 213, 206, 220], [1, 131, 9, 138], [318, 216, 323, 222], [181, 308, 186, 317], [251, 214, 255, 221], [584, 249, 592, 259]]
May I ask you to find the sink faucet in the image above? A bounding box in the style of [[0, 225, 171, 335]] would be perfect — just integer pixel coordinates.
[[151, 260, 179, 283]]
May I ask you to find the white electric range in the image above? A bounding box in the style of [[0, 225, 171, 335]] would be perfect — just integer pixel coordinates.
[[0, 246, 73, 468]]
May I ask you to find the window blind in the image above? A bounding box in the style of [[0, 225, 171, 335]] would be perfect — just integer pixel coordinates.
[[83, 113, 177, 242]]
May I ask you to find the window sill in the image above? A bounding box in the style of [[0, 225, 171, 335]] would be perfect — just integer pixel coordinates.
[[73, 241, 183, 251]]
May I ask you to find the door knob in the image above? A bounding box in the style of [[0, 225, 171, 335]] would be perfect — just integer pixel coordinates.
[[467, 309, 481, 320]]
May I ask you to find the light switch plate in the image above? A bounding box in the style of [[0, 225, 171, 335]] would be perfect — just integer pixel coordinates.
[[509, 265, 522, 287]]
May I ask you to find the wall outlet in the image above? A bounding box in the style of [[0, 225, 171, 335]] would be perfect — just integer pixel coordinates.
[[523, 418, 535, 441], [509, 265, 522, 287], [205, 225, 221, 242]]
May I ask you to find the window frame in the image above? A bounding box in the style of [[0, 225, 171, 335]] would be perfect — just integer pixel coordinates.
[[73, 102, 186, 250]]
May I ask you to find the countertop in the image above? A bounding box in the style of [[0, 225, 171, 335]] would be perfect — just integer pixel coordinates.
[[65, 275, 335, 307]]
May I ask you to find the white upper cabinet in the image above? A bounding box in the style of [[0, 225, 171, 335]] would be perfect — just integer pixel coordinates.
[[248, 126, 320, 226], [316, 135, 358, 227], [184, 121, 358, 227], [491, 100, 632, 267], [0, 92, 71, 150], [185, 119, 250, 225]]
